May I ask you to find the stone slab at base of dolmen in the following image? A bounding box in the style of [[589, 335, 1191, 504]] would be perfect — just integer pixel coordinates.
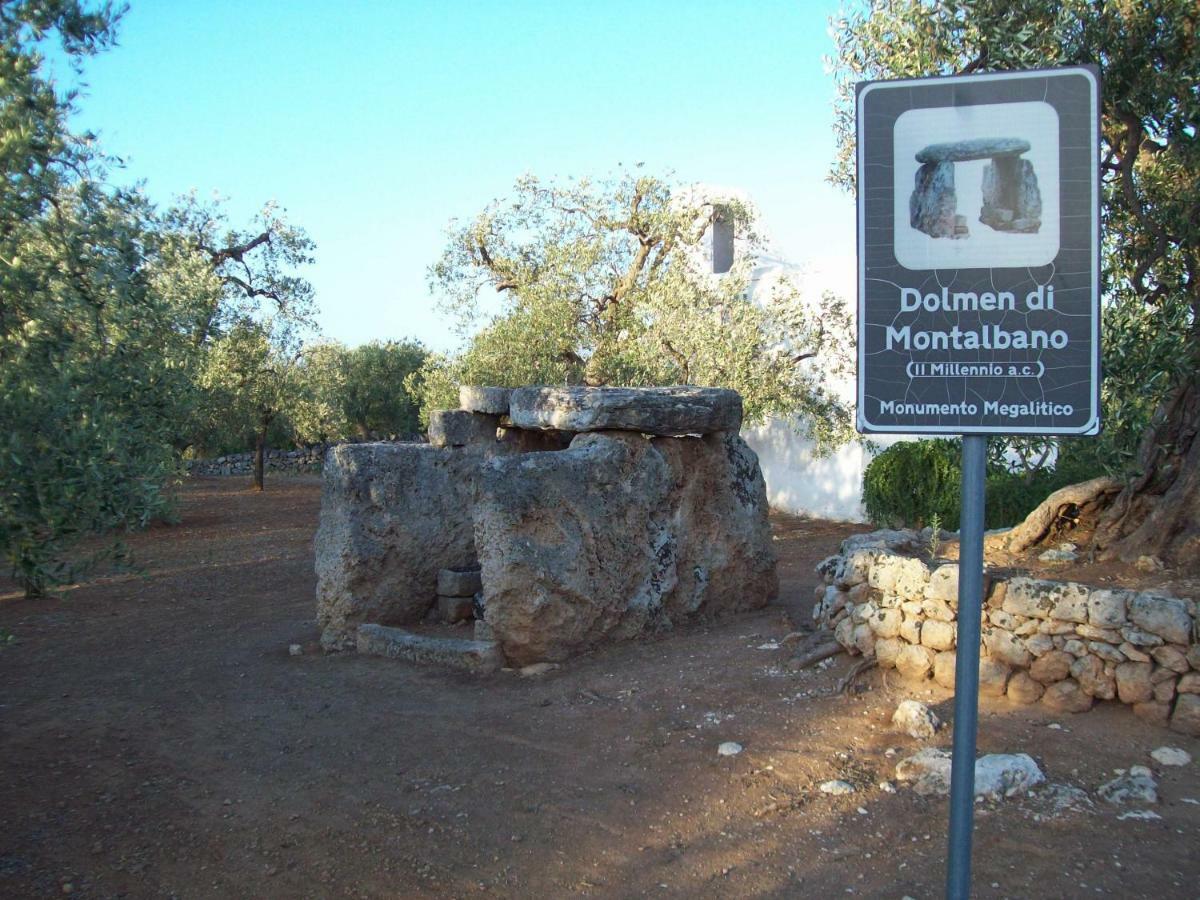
[[814, 530, 1200, 735], [356, 624, 503, 674], [315, 385, 778, 666]]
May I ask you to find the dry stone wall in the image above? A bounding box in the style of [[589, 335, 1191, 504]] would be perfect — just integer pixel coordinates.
[[186, 445, 330, 476], [814, 531, 1200, 735]]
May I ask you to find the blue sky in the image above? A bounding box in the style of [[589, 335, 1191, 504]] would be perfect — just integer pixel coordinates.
[[57, 0, 856, 353]]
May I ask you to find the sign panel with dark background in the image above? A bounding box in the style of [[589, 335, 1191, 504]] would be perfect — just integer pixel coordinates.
[[856, 67, 1100, 435]]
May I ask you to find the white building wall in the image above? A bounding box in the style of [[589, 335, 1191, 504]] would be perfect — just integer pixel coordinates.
[[683, 184, 909, 522]]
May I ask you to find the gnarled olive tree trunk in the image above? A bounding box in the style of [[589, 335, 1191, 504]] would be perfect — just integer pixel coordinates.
[[1094, 375, 1200, 565]]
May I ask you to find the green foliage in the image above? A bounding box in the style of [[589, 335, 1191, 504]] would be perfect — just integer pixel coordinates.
[[830, 0, 1200, 479], [337, 340, 428, 438], [863, 439, 964, 530], [862, 438, 1107, 531], [0, 2, 198, 595], [422, 172, 856, 449], [0, 2, 322, 589]]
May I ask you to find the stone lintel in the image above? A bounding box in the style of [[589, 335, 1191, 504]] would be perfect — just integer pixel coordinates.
[[508, 386, 742, 436], [917, 138, 1031, 164]]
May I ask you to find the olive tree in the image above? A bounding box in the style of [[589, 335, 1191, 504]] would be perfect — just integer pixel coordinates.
[[829, 0, 1200, 563], [415, 172, 855, 449]]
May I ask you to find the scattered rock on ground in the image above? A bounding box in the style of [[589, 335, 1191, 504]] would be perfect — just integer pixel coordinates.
[[819, 779, 855, 795], [892, 699, 941, 739], [1150, 747, 1192, 767], [717, 742, 743, 757], [894, 749, 1044, 799], [1098, 766, 1158, 805]]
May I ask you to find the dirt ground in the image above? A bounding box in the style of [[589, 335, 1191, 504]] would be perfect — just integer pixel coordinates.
[[1, 477, 1198, 899]]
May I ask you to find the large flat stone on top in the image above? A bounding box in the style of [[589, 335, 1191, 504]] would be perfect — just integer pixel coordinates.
[[508, 386, 742, 436], [916, 138, 1030, 163]]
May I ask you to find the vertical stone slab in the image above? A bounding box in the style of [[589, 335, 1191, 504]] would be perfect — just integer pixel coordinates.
[[472, 431, 778, 665], [910, 161, 958, 238], [652, 432, 778, 619], [314, 443, 487, 650]]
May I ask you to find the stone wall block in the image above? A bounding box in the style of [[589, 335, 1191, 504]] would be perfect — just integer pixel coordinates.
[[1029, 649, 1073, 684], [1172, 694, 1200, 735], [920, 619, 956, 651], [1114, 661, 1154, 704], [983, 628, 1031, 668], [870, 607, 903, 639], [1129, 593, 1193, 645], [1071, 654, 1116, 700], [1042, 679, 1093, 713], [1151, 645, 1190, 674], [428, 410, 500, 448], [895, 644, 936, 680], [1088, 589, 1130, 628]]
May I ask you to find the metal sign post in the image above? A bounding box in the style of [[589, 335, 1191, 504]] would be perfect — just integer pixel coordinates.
[[854, 66, 1101, 899], [946, 434, 986, 898]]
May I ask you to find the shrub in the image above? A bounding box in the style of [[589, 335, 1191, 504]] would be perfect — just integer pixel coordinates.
[[862, 439, 1106, 532], [862, 439, 962, 530]]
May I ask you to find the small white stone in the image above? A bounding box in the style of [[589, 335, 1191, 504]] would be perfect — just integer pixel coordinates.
[[288, 644, 302, 656], [1047, 723, 1063, 730], [717, 742, 743, 757], [819, 779, 856, 795], [892, 700, 941, 740], [879, 781, 897, 794], [1150, 747, 1191, 767], [1117, 810, 1162, 821], [856, 806, 869, 815]]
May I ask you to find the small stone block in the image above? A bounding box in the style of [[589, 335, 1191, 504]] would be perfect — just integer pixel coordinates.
[[428, 410, 500, 448], [459, 385, 513, 416], [437, 567, 483, 597], [438, 595, 475, 624]]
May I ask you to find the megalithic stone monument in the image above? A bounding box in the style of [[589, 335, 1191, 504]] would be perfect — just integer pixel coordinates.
[[909, 137, 1041, 239]]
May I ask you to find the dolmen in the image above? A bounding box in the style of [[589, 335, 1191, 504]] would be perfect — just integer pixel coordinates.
[[314, 385, 779, 669], [910, 137, 1042, 239]]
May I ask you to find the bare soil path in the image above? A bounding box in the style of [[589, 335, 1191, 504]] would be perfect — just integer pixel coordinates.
[[1, 478, 1197, 898]]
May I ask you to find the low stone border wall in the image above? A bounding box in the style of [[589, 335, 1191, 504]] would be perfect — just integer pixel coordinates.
[[814, 531, 1200, 735], [186, 446, 330, 476]]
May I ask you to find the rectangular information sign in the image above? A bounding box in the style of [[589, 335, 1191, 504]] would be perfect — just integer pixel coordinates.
[[856, 67, 1100, 435]]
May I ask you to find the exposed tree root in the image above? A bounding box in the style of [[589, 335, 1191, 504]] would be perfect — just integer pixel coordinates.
[[836, 657, 877, 694], [788, 631, 844, 670], [1004, 476, 1122, 552]]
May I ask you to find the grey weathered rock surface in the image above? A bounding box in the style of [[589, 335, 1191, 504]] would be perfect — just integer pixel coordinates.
[[895, 748, 1044, 799], [1098, 766, 1157, 805], [892, 700, 940, 739], [1171, 694, 1200, 735], [315, 443, 490, 649], [428, 410, 500, 448], [1128, 594, 1192, 645], [356, 624, 503, 674], [508, 386, 742, 436], [1042, 679, 1094, 713], [458, 385, 513, 416], [981, 157, 1041, 233], [910, 161, 958, 238], [473, 431, 776, 665], [916, 138, 1031, 163], [437, 567, 483, 597]]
